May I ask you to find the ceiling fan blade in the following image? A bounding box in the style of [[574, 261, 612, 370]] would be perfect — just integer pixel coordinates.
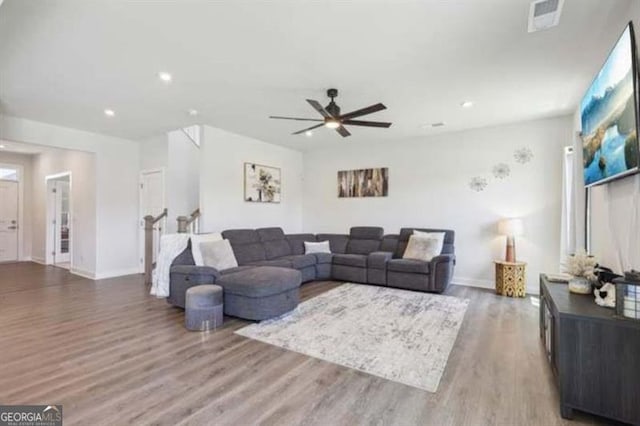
[[335, 125, 351, 137], [292, 123, 325, 135], [342, 120, 392, 128], [269, 116, 323, 122], [339, 103, 386, 120], [306, 99, 332, 118]]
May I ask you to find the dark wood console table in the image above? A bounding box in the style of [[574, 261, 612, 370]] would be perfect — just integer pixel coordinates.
[[540, 274, 640, 424]]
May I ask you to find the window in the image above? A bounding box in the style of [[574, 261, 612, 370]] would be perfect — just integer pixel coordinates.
[[0, 167, 18, 181]]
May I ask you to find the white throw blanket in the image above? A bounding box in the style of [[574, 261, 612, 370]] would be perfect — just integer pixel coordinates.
[[150, 233, 190, 298]]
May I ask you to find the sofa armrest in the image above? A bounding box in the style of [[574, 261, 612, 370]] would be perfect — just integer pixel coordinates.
[[368, 251, 394, 269], [429, 254, 456, 292], [170, 265, 222, 281]]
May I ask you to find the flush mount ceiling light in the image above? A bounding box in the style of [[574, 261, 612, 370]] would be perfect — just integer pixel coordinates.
[[461, 101, 474, 108], [324, 119, 340, 129], [158, 71, 172, 83], [0, 144, 5, 149], [104, 109, 115, 117], [188, 109, 198, 116]]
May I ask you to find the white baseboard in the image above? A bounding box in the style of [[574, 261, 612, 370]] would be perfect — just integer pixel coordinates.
[[31, 256, 47, 265], [451, 276, 539, 295], [70, 267, 96, 280], [94, 267, 142, 280]]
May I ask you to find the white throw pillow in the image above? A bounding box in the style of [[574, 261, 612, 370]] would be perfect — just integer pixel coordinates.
[[304, 240, 331, 254], [199, 239, 238, 271], [190, 233, 223, 266], [403, 234, 445, 262], [412, 231, 445, 255]]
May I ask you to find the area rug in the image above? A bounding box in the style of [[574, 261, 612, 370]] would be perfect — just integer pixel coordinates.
[[235, 283, 469, 392]]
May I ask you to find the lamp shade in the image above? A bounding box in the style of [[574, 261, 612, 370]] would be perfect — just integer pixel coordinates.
[[498, 218, 524, 236]]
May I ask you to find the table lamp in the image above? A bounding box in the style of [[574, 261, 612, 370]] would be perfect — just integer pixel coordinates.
[[498, 218, 523, 263]]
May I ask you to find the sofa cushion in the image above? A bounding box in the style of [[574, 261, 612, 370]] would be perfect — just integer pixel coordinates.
[[280, 254, 316, 269], [332, 253, 367, 268], [286, 233, 317, 255], [220, 265, 256, 275], [263, 240, 292, 259], [387, 258, 430, 274], [222, 229, 267, 265], [248, 259, 293, 268], [316, 234, 349, 254], [350, 226, 384, 240], [368, 251, 393, 269], [380, 234, 399, 253], [347, 239, 381, 255], [217, 266, 301, 298], [313, 252, 333, 264], [257, 227, 286, 241]]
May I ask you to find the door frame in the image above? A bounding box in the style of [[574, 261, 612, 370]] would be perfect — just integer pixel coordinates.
[[45, 171, 72, 266], [0, 162, 24, 262], [139, 168, 166, 273]]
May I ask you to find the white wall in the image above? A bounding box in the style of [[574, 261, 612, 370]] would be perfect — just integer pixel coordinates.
[[303, 116, 573, 293], [166, 129, 200, 233], [199, 125, 303, 233], [0, 115, 140, 279], [139, 133, 168, 172], [30, 147, 96, 275], [0, 150, 33, 260]]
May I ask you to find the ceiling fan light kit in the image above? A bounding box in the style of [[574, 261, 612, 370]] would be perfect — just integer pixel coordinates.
[[269, 88, 392, 138]]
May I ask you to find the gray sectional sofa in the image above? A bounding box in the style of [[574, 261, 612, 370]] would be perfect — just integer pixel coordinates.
[[168, 226, 455, 320]]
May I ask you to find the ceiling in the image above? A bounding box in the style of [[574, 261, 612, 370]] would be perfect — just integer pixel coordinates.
[[0, 0, 634, 150]]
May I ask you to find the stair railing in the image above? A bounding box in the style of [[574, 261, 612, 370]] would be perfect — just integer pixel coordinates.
[[143, 208, 168, 285], [177, 208, 201, 234]]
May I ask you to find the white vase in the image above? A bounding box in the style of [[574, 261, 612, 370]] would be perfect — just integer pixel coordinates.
[[568, 277, 591, 294]]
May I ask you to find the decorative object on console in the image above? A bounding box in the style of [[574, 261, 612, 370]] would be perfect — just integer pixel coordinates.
[[244, 163, 281, 203], [304, 240, 331, 254], [468, 176, 488, 192], [492, 163, 511, 179], [565, 249, 597, 294], [514, 147, 534, 164], [614, 275, 640, 319], [497, 218, 523, 262], [494, 260, 527, 297], [594, 282, 616, 308], [338, 167, 388, 198]]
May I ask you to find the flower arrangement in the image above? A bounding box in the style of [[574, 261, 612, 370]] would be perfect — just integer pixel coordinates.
[[565, 249, 598, 280]]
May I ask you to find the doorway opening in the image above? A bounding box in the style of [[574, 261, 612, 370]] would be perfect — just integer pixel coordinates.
[[0, 164, 22, 263], [139, 168, 165, 273], [46, 172, 72, 270]]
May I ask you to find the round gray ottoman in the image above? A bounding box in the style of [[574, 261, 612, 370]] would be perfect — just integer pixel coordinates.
[[185, 285, 224, 331]]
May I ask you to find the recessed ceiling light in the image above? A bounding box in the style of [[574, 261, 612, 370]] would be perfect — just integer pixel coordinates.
[[0, 145, 5, 149], [104, 109, 115, 117], [188, 109, 198, 116], [461, 101, 474, 108], [158, 72, 172, 83], [305, 130, 313, 137]]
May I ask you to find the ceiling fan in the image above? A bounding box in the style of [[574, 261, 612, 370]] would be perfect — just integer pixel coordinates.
[[269, 88, 392, 137]]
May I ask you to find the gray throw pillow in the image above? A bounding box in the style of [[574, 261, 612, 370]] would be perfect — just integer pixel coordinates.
[[200, 239, 238, 271]]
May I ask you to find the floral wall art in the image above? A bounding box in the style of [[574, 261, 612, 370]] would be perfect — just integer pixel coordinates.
[[468, 147, 534, 192], [244, 163, 281, 203]]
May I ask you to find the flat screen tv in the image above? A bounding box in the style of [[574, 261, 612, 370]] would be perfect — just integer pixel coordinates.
[[581, 22, 640, 187]]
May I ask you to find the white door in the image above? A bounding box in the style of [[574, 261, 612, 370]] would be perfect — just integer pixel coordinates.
[[139, 170, 165, 270], [0, 180, 19, 262]]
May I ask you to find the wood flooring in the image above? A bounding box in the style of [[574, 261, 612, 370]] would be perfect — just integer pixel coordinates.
[[0, 262, 617, 425]]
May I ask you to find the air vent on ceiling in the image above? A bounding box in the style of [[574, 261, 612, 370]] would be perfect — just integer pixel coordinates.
[[528, 0, 564, 33]]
